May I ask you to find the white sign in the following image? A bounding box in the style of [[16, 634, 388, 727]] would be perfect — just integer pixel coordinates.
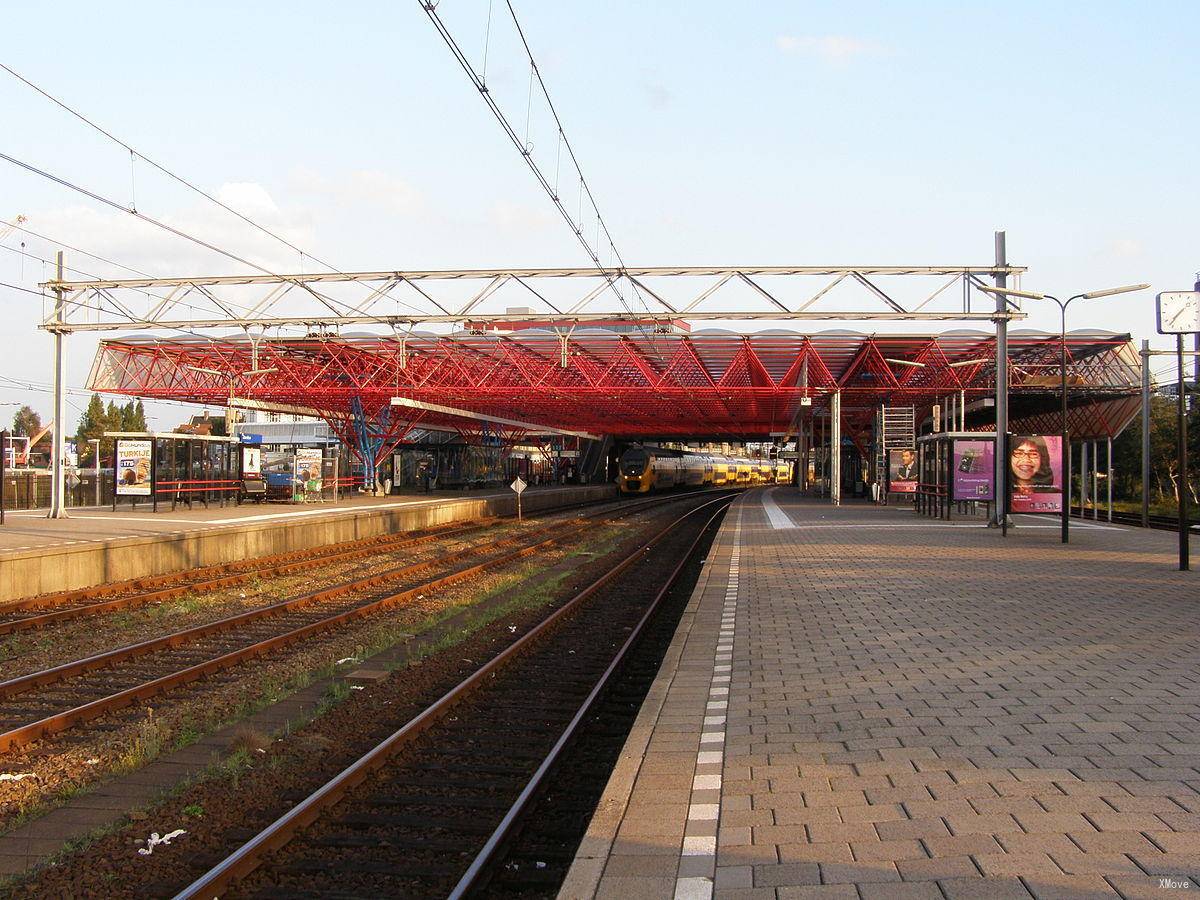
[[116, 439, 152, 496], [510, 476, 527, 495], [800, 397, 813, 406], [242, 446, 262, 476], [1157, 291, 1200, 335]]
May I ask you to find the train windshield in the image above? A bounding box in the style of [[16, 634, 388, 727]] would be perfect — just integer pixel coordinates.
[[619, 447, 650, 476]]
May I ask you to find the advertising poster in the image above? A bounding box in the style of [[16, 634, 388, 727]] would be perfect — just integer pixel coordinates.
[[887, 448, 918, 493], [241, 446, 262, 476], [951, 439, 995, 501], [1009, 434, 1063, 513], [115, 439, 152, 496], [294, 448, 323, 498]]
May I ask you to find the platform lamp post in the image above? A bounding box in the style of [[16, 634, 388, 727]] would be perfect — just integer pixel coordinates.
[[979, 283, 1149, 544]]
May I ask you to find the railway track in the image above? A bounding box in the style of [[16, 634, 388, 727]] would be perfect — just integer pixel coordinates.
[[0, 493, 690, 754], [171, 492, 731, 900], [1068, 506, 1199, 531], [0, 521, 486, 636], [0, 493, 644, 637]]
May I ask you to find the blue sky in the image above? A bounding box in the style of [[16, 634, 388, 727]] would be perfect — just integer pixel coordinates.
[[2, 1, 1197, 427]]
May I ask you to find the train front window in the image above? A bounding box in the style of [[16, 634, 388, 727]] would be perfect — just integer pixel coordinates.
[[619, 448, 650, 476]]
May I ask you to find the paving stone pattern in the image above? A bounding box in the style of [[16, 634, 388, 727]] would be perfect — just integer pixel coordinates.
[[567, 492, 1200, 900]]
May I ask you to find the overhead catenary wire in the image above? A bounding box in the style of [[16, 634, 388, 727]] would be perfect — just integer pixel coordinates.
[[0, 278, 45, 299], [4, 219, 156, 278], [0, 222, 275, 332], [0, 62, 429, 319], [0, 151, 391, 325], [418, 1, 654, 320]]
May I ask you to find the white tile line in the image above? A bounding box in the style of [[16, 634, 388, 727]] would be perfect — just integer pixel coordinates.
[[674, 504, 741, 900], [760, 487, 794, 530]]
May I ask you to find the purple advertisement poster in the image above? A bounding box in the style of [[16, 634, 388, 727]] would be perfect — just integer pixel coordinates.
[[951, 439, 994, 501], [1009, 434, 1064, 513]]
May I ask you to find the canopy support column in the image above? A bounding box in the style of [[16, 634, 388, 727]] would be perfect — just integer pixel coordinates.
[[831, 391, 842, 506]]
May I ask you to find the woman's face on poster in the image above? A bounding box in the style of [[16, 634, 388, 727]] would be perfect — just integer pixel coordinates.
[[1010, 440, 1041, 483]]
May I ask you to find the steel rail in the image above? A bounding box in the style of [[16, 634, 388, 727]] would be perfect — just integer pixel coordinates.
[[0, 489, 634, 618], [0, 510, 599, 698], [0, 522, 485, 635], [448, 497, 731, 897], [0, 520, 475, 617], [0, 493, 693, 752], [0, 491, 644, 631], [171, 492, 732, 900]]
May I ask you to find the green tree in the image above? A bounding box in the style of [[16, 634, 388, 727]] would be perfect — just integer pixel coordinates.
[[11, 405, 41, 437], [74, 394, 130, 466], [1111, 393, 1200, 509], [120, 399, 147, 432]]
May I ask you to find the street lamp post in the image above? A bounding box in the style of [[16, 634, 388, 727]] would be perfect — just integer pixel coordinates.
[[980, 283, 1148, 543]]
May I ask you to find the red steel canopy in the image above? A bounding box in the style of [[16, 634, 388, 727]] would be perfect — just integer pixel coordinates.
[[88, 328, 1141, 453]]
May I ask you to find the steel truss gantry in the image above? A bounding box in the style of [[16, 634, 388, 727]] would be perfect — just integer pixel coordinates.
[[40, 256, 1042, 512], [40, 264, 1028, 333]]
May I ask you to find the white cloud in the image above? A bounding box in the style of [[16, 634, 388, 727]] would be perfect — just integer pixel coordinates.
[[776, 34, 878, 62], [345, 170, 422, 215], [23, 180, 317, 280], [1108, 238, 1143, 258], [288, 166, 422, 216], [490, 200, 557, 232], [642, 80, 673, 110], [215, 182, 283, 220]]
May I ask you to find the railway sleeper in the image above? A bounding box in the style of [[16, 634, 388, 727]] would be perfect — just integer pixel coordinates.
[[368, 793, 512, 810], [333, 811, 495, 834]]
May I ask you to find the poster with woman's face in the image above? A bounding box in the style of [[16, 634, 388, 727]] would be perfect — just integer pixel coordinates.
[[1009, 434, 1063, 513]]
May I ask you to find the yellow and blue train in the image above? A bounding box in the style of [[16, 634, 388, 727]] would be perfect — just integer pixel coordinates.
[[617, 445, 791, 494]]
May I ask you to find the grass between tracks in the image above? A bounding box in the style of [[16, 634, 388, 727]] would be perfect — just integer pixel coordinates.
[[0, 522, 630, 874]]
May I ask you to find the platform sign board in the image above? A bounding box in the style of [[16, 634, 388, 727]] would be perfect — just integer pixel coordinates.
[[511, 475, 527, 520], [294, 448, 323, 499], [1008, 434, 1063, 513], [241, 446, 262, 476], [1156, 291, 1200, 334], [951, 439, 994, 501], [115, 439, 152, 496], [887, 448, 918, 493]]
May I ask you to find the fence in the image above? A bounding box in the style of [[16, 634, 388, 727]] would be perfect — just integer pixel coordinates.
[[1, 470, 115, 511]]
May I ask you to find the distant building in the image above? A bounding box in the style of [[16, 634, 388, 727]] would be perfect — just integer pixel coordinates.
[[176, 411, 226, 436], [233, 408, 336, 446]]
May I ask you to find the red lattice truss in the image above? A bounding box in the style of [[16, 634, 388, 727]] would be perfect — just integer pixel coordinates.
[[88, 330, 1142, 450]]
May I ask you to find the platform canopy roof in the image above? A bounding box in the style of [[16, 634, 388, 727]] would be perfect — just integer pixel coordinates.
[[88, 327, 1143, 454]]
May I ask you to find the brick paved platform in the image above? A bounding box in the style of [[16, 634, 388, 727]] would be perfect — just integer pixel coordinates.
[[562, 489, 1199, 900]]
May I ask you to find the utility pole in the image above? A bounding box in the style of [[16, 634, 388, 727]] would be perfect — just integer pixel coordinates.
[[48, 251, 68, 519], [1141, 339, 1151, 528], [993, 231, 1009, 534]]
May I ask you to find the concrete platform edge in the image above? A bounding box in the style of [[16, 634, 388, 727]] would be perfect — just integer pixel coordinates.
[[0, 485, 615, 603], [558, 495, 741, 900]]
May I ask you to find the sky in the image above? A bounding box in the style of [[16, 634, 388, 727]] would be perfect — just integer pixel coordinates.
[[2, 0, 1197, 431]]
